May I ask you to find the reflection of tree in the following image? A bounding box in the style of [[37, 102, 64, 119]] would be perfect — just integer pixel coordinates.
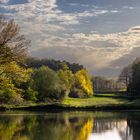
[[32, 116, 94, 140], [75, 119, 93, 140], [1, 112, 140, 140], [94, 119, 127, 133], [93, 116, 140, 140], [0, 115, 26, 140], [93, 118, 132, 140], [0, 115, 38, 140], [0, 113, 94, 140], [127, 115, 140, 140]]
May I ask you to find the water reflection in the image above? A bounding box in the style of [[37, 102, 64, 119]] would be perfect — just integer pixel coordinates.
[[0, 112, 139, 140]]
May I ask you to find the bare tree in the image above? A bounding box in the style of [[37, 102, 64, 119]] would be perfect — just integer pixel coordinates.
[[0, 15, 30, 64]]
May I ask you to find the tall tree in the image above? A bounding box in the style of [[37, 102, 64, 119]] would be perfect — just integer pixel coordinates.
[[118, 65, 132, 88], [130, 58, 140, 95], [0, 15, 30, 64], [119, 58, 140, 95], [0, 15, 31, 103]]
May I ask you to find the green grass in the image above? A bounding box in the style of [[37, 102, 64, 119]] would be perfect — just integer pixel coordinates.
[[63, 97, 129, 107], [93, 93, 136, 98], [94, 93, 123, 97], [1, 94, 140, 111]]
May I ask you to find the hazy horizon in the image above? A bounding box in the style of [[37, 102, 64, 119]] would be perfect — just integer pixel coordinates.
[[1, 0, 140, 78]]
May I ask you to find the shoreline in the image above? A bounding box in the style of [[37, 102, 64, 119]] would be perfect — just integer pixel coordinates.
[[0, 103, 140, 112], [1, 96, 140, 112]]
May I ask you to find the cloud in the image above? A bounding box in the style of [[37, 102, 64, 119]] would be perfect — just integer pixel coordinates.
[[122, 6, 135, 10], [128, 26, 140, 32], [1, 0, 140, 78], [30, 26, 140, 78], [0, 0, 120, 50], [1, 0, 119, 27], [0, 0, 9, 3], [31, 45, 111, 70], [72, 27, 140, 54]]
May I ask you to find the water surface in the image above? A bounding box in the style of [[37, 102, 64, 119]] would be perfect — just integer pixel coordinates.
[[0, 111, 139, 140]]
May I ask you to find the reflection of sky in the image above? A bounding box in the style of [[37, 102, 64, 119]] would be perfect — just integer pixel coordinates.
[[1, 0, 140, 77], [89, 129, 122, 140], [88, 120, 133, 140]]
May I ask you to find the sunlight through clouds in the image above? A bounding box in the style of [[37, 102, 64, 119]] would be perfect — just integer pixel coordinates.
[[1, 0, 140, 77]]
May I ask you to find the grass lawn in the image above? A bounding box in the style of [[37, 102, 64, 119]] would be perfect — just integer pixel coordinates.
[[1, 94, 140, 111], [63, 97, 129, 107]]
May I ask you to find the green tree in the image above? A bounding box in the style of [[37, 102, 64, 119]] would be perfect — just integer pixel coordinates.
[[0, 62, 31, 103], [31, 66, 66, 102], [130, 59, 140, 95], [24, 87, 38, 102], [0, 15, 31, 103], [26, 57, 84, 73], [119, 58, 140, 96], [119, 65, 132, 89], [57, 64, 74, 96]]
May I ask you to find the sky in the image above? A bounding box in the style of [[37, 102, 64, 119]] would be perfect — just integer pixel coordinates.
[[0, 0, 140, 78]]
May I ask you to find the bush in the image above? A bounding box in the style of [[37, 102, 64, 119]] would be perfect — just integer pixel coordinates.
[[24, 87, 38, 102], [69, 88, 86, 98], [44, 89, 66, 103], [0, 62, 31, 104], [0, 86, 23, 104]]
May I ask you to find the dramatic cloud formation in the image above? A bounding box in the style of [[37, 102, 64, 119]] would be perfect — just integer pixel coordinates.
[[0, 0, 140, 77], [31, 26, 140, 77]]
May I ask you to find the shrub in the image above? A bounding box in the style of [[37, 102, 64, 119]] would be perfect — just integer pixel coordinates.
[[24, 87, 38, 102], [69, 88, 86, 98], [0, 84, 23, 104]]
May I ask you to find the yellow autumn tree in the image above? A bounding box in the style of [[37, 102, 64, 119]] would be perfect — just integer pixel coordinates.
[[75, 69, 93, 97]]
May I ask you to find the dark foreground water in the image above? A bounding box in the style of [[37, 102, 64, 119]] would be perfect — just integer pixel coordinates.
[[0, 111, 140, 140]]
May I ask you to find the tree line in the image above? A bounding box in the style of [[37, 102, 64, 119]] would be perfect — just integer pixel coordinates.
[[0, 16, 93, 104], [26, 57, 84, 73], [91, 76, 125, 92]]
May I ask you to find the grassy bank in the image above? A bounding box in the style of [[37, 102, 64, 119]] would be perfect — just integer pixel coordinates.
[[63, 97, 129, 107], [1, 94, 140, 111]]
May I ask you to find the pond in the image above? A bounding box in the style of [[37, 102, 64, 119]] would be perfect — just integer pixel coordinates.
[[0, 111, 139, 140]]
